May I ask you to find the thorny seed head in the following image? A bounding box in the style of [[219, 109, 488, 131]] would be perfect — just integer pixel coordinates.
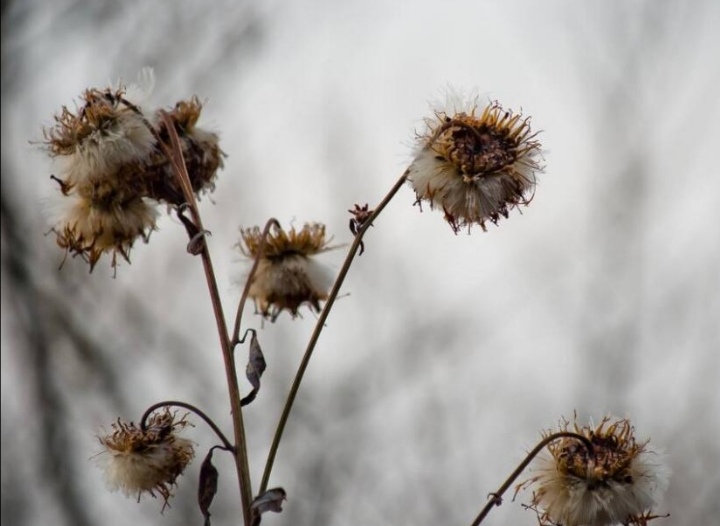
[[518, 416, 670, 526], [408, 90, 543, 233], [96, 410, 195, 510], [237, 223, 336, 321]]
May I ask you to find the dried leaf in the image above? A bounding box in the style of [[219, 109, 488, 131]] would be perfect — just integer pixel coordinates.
[[251, 487, 287, 516], [198, 449, 219, 526], [241, 333, 266, 407], [176, 206, 209, 255], [187, 230, 211, 255]]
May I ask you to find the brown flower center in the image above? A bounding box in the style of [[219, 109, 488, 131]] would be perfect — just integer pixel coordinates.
[[444, 125, 516, 178], [555, 432, 639, 485]]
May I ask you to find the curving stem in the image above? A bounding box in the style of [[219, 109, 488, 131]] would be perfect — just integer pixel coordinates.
[[156, 111, 253, 526], [231, 218, 281, 348], [140, 401, 235, 452], [469, 431, 595, 526], [259, 168, 410, 494]]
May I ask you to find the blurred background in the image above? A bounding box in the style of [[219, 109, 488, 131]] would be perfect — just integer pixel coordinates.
[[2, 0, 719, 525]]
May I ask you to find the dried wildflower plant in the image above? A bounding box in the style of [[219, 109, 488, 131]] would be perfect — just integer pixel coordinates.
[[518, 416, 669, 526], [409, 92, 543, 233], [97, 410, 195, 508], [237, 223, 336, 321], [40, 73, 670, 526], [43, 73, 223, 270]]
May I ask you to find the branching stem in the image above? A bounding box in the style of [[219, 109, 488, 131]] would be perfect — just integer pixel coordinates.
[[259, 169, 410, 493], [231, 218, 281, 348], [156, 111, 253, 526], [140, 400, 235, 452], [469, 431, 594, 526]]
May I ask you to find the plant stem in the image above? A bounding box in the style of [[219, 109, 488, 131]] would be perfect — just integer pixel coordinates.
[[197, 245, 254, 523], [259, 169, 410, 493], [140, 400, 235, 452], [157, 112, 253, 526], [231, 218, 281, 348], [469, 431, 594, 526]]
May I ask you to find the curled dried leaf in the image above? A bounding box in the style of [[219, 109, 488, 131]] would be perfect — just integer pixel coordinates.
[[198, 448, 219, 526], [241, 333, 267, 407], [251, 487, 287, 518]]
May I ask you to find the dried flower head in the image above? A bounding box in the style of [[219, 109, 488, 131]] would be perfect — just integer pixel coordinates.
[[142, 97, 225, 205], [44, 85, 156, 190], [97, 410, 195, 508], [519, 416, 670, 526], [52, 180, 157, 271], [237, 223, 335, 321], [43, 72, 224, 270], [409, 91, 543, 232]]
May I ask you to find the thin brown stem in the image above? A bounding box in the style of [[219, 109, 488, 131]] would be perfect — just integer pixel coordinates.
[[140, 400, 234, 452], [231, 218, 281, 348], [157, 112, 253, 526], [469, 431, 594, 526], [259, 169, 410, 494]]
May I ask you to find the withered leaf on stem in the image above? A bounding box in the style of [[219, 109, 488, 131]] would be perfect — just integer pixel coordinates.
[[187, 230, 211, 256], [241, 333, 267, 407], [198, 448, 220, 526], [176, 207, 207, 255], [251, 487, 287, 518]]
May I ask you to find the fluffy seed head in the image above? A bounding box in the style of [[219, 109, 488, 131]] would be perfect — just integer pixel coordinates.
[[44, 86, 156, 189], [140, 97, 225, 205], [409, 92, 543, 232], [520, 416, 670, 526], [42, 74, 225, 271], [97, 410, 194, 508], [52, 179, 157, 271], [237, 223, 335, 321]]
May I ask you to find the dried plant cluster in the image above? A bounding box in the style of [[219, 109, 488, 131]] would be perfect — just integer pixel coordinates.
[[519, 417, 669, 526], [44, 77, 224, 270], [39, 74, 670, 526], [97, 410, 194, 507]]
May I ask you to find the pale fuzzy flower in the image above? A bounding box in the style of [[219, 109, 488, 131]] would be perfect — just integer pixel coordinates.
[[408, 89, 543, 233], [53, 180, 157, 271], [97, 410, 194, 508], [45, 81, 157, 188], [520, 416, 670, 526], [237, 223, 336, 321]]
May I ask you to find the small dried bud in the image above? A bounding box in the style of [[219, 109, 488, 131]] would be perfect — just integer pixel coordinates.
[[96, 410, 195, 509], [237, 223, 336, 321], [519, 416, 670, 526], [409, 90, 543, 233]]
